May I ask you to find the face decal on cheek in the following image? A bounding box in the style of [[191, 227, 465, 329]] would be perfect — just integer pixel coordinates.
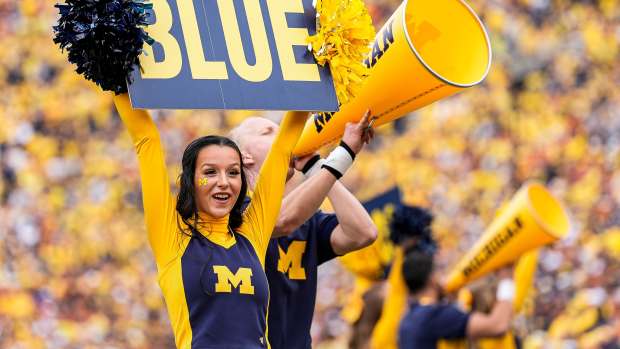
[[193, 145, 244, 219]]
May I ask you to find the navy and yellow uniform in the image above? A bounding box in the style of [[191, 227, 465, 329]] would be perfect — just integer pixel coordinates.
[[114, 95, 306, 349], [264, 211, 339, 349], [398, 302, 470, 349]]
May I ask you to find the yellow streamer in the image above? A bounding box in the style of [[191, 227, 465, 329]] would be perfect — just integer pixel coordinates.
[[307, 0, 375, 106]]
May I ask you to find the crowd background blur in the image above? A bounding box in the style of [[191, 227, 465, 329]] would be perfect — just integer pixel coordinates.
[[0, 0, 618, 348]]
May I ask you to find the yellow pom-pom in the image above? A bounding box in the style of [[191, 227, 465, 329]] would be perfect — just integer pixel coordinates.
[[307, 0, 375, 106]]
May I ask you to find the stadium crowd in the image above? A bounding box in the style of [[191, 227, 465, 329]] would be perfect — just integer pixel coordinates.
[[0, 0, 619, 347]]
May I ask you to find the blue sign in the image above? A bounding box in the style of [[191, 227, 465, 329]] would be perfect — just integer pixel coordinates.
[[363, 187, 402, 213], [127, 0, 339, 111]]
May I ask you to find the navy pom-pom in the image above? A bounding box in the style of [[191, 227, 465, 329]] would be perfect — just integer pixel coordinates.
[[53, 0, 153, 94], [389, 205, 437, 254]]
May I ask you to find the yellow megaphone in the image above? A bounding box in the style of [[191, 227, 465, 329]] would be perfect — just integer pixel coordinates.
[[293, 0, 491, 156], [444, 182, 570, 293]]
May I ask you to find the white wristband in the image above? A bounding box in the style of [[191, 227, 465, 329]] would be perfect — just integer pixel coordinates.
[[304, 158, 325, 178], [496, 279, 515, 302], [322, 145, 354, 179]]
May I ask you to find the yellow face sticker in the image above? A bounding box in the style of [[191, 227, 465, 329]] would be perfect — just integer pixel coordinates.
[[199, 177, 208, 186]]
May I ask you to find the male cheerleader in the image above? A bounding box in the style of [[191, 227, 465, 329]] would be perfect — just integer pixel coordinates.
[[398, 206, 515, 349], [229, 112, 378, 348]]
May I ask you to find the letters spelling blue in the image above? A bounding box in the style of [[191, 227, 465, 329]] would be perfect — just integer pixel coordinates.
[[128, 0, 339, 111]]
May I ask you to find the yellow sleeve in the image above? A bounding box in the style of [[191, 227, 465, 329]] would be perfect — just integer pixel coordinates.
[[114, 94, 178, 269], [239, 111, 307, 262], [513, 249, 539, 312], [371, 247, 407, 349]]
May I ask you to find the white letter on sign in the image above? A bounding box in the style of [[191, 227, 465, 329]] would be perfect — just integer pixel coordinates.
[[177, 0, 228, 79], [140, 0, 182, 79], [218, 0, 273, 82], [266, 0, 320, 81]]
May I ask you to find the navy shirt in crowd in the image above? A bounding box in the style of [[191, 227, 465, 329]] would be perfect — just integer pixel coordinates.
[[398, 302, 470, 349]]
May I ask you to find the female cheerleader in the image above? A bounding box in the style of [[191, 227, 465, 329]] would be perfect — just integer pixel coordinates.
[[114, 94, 308, 348]]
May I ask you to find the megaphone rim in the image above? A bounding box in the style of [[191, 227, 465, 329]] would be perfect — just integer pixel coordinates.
[[523, 181, 572, 240], [401, 0, 493, 88]]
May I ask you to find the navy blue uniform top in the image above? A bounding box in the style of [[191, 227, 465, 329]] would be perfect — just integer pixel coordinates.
[[398, 302, 470, 349], [182, 232, 270, 348], [265, 211, 339, 349]]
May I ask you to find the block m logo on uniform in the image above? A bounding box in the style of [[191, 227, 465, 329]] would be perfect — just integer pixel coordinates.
[[212, 266, 255, 294], [277, 241, 306, 280]]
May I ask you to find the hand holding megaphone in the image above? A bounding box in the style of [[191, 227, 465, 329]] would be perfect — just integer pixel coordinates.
[[342, 109, 375, 154], [296, 110, 376, 178]]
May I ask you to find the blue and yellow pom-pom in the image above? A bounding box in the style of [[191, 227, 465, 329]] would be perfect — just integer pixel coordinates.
[[53, 0, 153, 94], [389, 205, 437, 255], [307, 0, 376, 106]]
